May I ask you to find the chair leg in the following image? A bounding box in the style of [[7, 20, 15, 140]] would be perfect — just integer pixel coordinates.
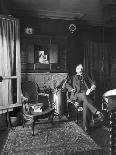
[[5, 112, 9, 128], [23, 120, 25, 128], [32, 121, 35, 136], [48, 110, 55, 124], [66, 101, 70, 119], [22, 114, 25, 128], [22, 105, 24, 128], [76, 109, 78, 124]]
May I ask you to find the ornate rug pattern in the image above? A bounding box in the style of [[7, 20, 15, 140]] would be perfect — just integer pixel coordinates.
[[2, 121, 102, 155]]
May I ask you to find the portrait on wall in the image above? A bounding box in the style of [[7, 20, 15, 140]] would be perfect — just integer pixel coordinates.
[[38, 50, 49, 64], [34, 44, 49, 64]]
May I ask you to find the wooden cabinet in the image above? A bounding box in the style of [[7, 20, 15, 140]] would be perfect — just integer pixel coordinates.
[[21, 34, 68, 73]]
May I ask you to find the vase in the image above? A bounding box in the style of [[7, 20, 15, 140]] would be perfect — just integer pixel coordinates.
[[10, 117, 18, 127]]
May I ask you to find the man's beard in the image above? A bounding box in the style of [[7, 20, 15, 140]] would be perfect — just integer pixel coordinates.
[[76, 71, 83, 75]]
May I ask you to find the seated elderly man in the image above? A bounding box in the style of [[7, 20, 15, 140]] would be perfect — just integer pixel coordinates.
[[66, 64, 104, 133]]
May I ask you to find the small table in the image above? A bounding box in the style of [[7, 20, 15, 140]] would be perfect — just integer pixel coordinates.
[[23, 106, 55, 136], [0, 103, 22, 128]]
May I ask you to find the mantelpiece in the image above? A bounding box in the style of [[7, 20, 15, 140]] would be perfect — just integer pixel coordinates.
[[21, 72, 68, 91]]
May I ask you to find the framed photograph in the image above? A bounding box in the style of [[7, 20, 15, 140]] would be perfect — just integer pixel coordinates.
[[38, 50, 49, 64]]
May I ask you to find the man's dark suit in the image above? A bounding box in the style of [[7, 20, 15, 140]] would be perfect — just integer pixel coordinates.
[[66, 74, 97, 131]]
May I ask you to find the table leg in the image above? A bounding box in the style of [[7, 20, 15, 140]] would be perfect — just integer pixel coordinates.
[[6, 111, 11, 128]]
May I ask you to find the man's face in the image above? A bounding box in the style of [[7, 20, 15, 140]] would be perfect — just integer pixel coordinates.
[[76, 65, 83, 75]]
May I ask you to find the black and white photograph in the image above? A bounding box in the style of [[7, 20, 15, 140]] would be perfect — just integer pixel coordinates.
[[0, 0, 116, 155]]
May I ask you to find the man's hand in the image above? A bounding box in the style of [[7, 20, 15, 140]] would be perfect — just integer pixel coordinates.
[[86, 84, 96, 95], [86, 89, 91, 95], [74, 102, 79, 107], [71, 89, 75, 92], [91, 84, 96, 91]]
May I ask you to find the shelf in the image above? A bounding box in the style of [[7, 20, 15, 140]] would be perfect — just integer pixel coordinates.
[[21, 34, 67, 40]]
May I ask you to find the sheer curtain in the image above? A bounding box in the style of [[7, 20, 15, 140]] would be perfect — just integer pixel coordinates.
[[83, 41, 112, 105], [0, 16, 16, 106]]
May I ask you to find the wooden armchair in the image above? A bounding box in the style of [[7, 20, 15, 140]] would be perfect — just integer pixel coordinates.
[[21, 80, 55, 136]]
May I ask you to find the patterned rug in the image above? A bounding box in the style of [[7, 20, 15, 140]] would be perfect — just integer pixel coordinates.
[[2, 121, 103, 155]]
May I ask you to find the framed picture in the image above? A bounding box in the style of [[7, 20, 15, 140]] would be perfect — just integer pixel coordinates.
[[38, 50, 49, 64]]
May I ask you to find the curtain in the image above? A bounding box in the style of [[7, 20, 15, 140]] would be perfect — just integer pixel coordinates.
[[0, 16, 16, 106], [83, 41, 112, 105]]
